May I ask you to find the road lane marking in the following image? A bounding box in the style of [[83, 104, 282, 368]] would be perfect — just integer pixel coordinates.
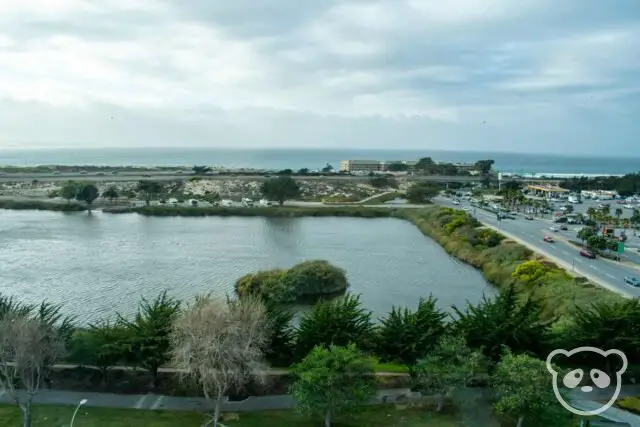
[[589, 265, 599, 270], [151, 395, 165, 410], [605, 273, 616, 279], [135, 394, 148, 409]]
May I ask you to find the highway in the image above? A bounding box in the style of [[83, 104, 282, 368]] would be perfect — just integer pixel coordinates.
[[0, 171, 487, 183], [433, 197, 640, 298]]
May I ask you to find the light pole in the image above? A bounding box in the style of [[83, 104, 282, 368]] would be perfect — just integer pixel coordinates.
[[572, 258, 575, 272], [70, 399, 87, 427]]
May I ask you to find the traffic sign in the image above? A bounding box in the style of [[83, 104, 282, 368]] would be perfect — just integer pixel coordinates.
[[618, 242, 624, 254]]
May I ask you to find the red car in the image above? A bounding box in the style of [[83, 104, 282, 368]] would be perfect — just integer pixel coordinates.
[[543, 236, 554, 243], [580, 249, 596, 259]]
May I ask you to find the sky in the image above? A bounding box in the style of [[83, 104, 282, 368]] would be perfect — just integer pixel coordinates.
[[0, 0, 638, 154]]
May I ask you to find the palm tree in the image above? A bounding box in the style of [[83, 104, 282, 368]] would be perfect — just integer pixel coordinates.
[[586, 207, 596, 221], [615, 208, 623, 224]]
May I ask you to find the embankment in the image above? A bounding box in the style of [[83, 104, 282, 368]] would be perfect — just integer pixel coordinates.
[[0, 199, 86, 212]]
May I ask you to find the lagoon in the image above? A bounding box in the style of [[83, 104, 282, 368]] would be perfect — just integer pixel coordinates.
[[0, 210, 496, 324]]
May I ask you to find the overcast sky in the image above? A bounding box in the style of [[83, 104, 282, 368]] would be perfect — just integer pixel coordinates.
[[0, 0, 638, 154]]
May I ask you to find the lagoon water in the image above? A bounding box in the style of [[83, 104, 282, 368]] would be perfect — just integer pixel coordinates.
[[0, 210, 495, 324]]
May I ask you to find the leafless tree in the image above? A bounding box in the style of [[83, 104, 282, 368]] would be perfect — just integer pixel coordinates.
[[0, 314, 65, 427], [171, 295, 270, 427]]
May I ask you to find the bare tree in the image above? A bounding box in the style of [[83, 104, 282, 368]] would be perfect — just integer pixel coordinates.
[[171, 295, 270, 427], [0, 314, 65, 427]]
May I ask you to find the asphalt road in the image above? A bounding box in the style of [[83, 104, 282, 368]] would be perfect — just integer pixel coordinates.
[[434, 197, 640, 298], [0, 172, 486, 183]]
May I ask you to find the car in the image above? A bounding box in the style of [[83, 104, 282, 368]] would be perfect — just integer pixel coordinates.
[[549, 227, 559, 232], [142, 173, 152, 177], [452, 200, 460, 205], [560, 225, 568, 230], [462, 207, 471, 212], [544, 236, 554, 243], [525, 215, 534, 220], [96, 172, 104, 176], [80, 171, 87, 175], [111, 170, 119, 174], [580, 249, 596, 259], [624, 277, 640, 287]]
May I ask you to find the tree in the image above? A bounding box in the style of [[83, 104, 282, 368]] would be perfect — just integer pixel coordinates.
[[60, 182, 78, 203], [118, 291, 181, 389], [136, 180, 164, 206], [75, 183, 99, 210], [171, 295, 269, 427], [321, 163, 334, 173], [290, 344, 377, 427], [413, 335, 487, 411], [415, 157, 435, 170], [102, 185, 119, 205], [192, 165, 212, 175], [587, 235, 607, 251], [452, 284, 547, 364], [386, 162, 409, 172], [615, 207, 623, 222], [369, 176, 397, 188], [492, 352, 562, 427], [474, 159, 495, 174], [577, 226, 596, 245], [296, 294, 376, 359], [73, 320, 128, 384], [563, 204, 573, 214], [0, 313, 66, 427], [298, 168, 310, 175], [264, 302, 296, 367], [586, 207, 596, 221], [277, 169, 294, 175], [376, 296, 447, 366], [260, 176, 300, 206], [405, 183, 441, 203]]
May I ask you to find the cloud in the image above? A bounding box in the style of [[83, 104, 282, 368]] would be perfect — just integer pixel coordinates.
[[0, 0, 638, 154]]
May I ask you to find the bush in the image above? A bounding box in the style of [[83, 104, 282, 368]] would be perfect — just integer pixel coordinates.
[[617, 396, 640, 415], [0, 199, 86, 212], [234, 261, 348, 303]]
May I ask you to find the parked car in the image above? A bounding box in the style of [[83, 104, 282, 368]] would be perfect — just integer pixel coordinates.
[[525, 215, 534, 220], [624, 277, 640, 287], [452, 200, 460, 205], [549, 227, 559, 232], [560, 224, 568, 230], [544, 236, 554, 243], [580, 249, 596, 259]]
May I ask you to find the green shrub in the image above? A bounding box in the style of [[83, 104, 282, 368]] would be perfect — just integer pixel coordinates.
[[0, 199, 86, 212], [617, 396, 640, 414]]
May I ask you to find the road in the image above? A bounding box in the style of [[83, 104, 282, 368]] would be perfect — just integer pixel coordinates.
[[0, 171, 487, 183], [434, 197, 640, 298]]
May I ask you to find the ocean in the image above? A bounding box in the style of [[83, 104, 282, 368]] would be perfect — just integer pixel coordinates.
[[0, 147, 638, 176]]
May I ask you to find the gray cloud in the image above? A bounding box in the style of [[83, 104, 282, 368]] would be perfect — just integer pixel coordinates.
[[0, 0, 638, 154]]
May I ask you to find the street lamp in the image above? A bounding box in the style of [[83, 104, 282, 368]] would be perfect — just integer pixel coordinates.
[[70, 399, 87, 427]]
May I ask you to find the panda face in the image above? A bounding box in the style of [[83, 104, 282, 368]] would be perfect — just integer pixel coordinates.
[[546, 347, 627, 416]]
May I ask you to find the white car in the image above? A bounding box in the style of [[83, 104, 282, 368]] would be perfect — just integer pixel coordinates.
[[452, 200, 460, 205], [549, 227, 559, 232], [462, 207, 471, 211]]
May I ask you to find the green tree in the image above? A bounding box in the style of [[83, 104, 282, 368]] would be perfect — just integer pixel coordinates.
[[298, 168, 310, 175], [118, 291, 181, 389], [414, 335, 487, 411], [415, 157, 435, 170], [369, 176, 397, 188], [192, 165, 212, 175], [577, 226, 596, 244], [296, 294, 376, 359], [102, 185, 119, 204], [474, 159, 495, 174], [492, 352, 563, 427], [264, 302, 296, 367], [615, 207, 623, 222], [321, 163, 334, 173], [376, 296, 447, 366], [75, 183, 99, 210], [136, 180, 164, 206], [386, 162, 409, 172], [586, 207, 596, 221], [405, 183, 441, 203], [72, 321, 127, 384], [452, 284, 547, 364], [564, 204, 573, 214], [587, 235, 607, 251], [260, 176, 300, 206], [290, 344, 377, 427], [60, 182, 78, 204], [277, 169, 294, 175]]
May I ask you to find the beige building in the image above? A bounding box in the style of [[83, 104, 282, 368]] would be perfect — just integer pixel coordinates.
[[339, 160, 381, 173]]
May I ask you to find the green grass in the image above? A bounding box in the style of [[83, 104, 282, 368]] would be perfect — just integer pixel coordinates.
[[374, 362, 410, 373], [0, 199, 86, 212], [0, 404, 461, 427], [103, 205, 404, 218], [362, 192, 403, 205]]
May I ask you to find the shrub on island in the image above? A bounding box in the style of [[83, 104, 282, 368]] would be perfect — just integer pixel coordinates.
[[235, 260, 348, 303]]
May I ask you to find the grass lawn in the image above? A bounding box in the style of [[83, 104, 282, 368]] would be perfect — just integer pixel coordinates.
[[0, 404, 460, 427]]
